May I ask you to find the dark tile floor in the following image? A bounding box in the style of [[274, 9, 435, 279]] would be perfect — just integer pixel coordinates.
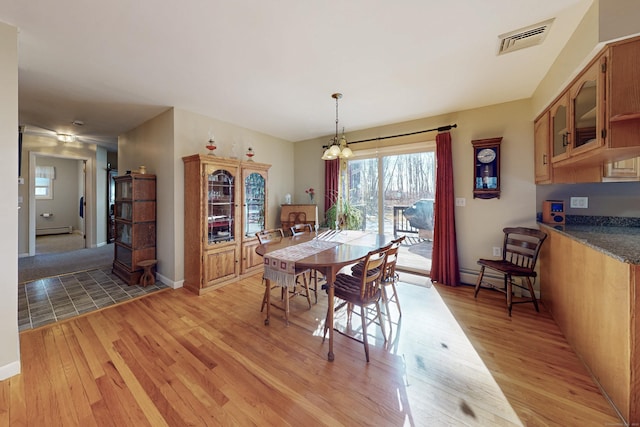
[[18, 266, 168, 331]]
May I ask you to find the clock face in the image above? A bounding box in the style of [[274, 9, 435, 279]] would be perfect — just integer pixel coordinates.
[[477, 148, 496, 163]]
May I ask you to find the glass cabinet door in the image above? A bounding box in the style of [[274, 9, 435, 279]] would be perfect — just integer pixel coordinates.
[[573, 80, 597, 148], [552, 98, 569, 159], [244, 172, 266, 237], [207, 169, 235, 245]]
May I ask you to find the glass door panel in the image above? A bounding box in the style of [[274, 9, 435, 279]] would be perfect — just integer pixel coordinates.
[[347, 149, 435, 274], [207, 169, 235, 245], [244, 172, 266, 237]]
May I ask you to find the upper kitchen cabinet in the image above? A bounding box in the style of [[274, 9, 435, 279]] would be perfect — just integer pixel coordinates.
[[534, 111, 552, 184], [536, 35, 640, 182]]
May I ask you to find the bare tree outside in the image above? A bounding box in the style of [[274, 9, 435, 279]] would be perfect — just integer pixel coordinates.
[[347, 151, 436, 234]]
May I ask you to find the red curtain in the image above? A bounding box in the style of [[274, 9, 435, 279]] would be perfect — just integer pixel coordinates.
[[430, 132, 460, 286], [324, 158, 339, 214]]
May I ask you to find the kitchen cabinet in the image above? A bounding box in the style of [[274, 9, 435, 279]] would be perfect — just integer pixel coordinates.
[[533, 111, 552, 183], [112, 173, 156, 285], [603, 156, 640, 182], [536, 35, 640, 182], [539, 226, 640, 425], [183, 154, 270, 294]]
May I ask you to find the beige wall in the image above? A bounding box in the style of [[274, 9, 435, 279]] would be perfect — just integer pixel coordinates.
[[294, 99, 536, 283], [119, 107, 295, 287], [0, 21, 19, 380]]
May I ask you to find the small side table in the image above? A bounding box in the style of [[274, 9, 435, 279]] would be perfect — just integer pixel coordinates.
[[138, 259, 157, 287]]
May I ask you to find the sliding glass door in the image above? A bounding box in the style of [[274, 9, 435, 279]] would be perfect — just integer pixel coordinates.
[[347, 142, 435, 274]]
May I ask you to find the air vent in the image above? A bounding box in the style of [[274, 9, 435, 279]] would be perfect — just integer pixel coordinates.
[[497, 18, 554, 55]]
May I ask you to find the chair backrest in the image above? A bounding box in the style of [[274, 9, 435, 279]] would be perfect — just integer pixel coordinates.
[[382, 236, 405, 282], [502, 227, 547, 270], [255, 228, 285, 244], [358, 245, 389, 301], [290, 223, 313, 236]]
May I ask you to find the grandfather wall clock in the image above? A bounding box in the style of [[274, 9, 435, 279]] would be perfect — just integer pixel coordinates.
[[472, 137, 502, 199]]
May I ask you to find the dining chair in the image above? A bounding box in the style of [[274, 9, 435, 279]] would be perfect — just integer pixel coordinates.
[[289, 223, 313, 235], [324, 245, 389, 362], [351, 236, 405, 317], [474, 227, 547, 316], [256, 228, 312, 323], [289, 223, 319, 303]]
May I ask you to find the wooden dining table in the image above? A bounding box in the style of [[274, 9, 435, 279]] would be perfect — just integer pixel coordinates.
[[256, 230, 394, 361]]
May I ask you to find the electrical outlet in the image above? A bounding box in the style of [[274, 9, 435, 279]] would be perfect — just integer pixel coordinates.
[[570, 196, 589, 208], [492, 247, 502, 257], [455, 197, 466, 207]]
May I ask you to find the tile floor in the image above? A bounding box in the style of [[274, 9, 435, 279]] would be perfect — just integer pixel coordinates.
[[18, 266, 168, 331]]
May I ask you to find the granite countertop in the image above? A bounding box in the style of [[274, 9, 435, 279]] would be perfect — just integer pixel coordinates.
[[538, 216, 640, 265]]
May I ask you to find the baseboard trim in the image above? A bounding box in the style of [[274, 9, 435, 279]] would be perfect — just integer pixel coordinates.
[[0, 360, 21, 381], [156, 272, 183, 289]]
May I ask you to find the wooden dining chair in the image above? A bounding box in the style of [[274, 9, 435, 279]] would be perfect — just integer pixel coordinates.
[[324, 245, 389, 362], [289, 223, 319, 302], [351, 236, 405, 317], [474, 227, 547, 316], [256, 228, 312, 323], [289, 223, 313, 235]]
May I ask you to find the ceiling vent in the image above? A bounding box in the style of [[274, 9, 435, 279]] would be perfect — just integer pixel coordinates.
[[497, 18, 554, 55]]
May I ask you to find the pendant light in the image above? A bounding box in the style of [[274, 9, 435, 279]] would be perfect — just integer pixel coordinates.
[[322, 93, 353, 160]]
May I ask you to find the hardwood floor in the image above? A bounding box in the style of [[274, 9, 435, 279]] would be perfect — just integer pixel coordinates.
[[1, 272, 621, 426]]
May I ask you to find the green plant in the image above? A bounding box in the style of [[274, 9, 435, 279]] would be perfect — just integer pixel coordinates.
[[325, 198, 363, 230]]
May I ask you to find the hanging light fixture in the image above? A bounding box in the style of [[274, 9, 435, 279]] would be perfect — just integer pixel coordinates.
[[322, 93, 353, 160]]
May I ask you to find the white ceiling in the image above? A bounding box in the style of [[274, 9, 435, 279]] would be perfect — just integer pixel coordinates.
[[2, 0, 592, 150]]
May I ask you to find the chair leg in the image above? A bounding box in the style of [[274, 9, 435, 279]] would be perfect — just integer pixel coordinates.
[[375, 301, 387, 344], [360, 306, 370, 362], [506, 275, 513, 317], [474, 266, 486, 298], [381, 286, 392, 336], [525, 277, 540, 312], [389, 278, 402, 316], [302, 273, 312, 308]]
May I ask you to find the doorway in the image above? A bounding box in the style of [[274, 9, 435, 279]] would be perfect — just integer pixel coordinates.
[[29, 153, 87, 256], [346, 142, 435, 274]]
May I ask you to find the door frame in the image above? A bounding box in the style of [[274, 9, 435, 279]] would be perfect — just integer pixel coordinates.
[[28, 152, 92, 256]]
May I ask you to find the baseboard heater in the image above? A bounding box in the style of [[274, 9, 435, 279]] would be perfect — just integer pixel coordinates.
[[36, 225, 73, 236]]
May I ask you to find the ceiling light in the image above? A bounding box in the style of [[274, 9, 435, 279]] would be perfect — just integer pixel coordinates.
[[322, 93, 352, 160], [57, 133, 76, 143]]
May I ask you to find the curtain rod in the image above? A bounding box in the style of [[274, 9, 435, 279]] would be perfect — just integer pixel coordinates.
[[323, 123, 457, 148]]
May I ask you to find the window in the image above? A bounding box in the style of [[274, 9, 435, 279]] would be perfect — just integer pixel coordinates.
[[35, 166, 55, 199]]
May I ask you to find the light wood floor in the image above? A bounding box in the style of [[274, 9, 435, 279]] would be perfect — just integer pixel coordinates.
[[1, 273, 621, 426]]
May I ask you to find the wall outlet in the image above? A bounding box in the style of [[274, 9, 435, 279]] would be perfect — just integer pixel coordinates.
[[492, 247, 502, 257], [570, 196, 589, 208], [455, 197, 466, 207]]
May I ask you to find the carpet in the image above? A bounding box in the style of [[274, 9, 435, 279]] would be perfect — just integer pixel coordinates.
[[19, 244, 114, 283]]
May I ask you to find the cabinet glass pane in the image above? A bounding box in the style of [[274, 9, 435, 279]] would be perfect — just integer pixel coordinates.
[[116, 222, 132, 245], [117, 180, 132, 199], [573, 80, 597, 148], [244, 172, 265, 237], [207, 169, 235, 244], [117, 202, 132, 220], [552, 105, 568, 157]]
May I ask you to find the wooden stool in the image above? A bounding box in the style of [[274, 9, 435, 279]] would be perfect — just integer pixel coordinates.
[[138, 259, 157, 287]]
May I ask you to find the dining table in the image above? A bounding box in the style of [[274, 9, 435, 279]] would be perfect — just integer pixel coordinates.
[[255, 229, 394, 361]]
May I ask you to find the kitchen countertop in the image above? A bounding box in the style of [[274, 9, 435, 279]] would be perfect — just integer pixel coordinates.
[[538, 221, 640, 265]]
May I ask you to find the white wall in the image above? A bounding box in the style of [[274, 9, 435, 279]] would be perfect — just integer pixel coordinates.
[[34, 156, 82, 233], [0, 21, 20, 380]]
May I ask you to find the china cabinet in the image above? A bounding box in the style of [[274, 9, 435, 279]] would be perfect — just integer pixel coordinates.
[[112, 173, 156, 285], [183, 154, 270, 294], [241, 163, 270, 275]]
